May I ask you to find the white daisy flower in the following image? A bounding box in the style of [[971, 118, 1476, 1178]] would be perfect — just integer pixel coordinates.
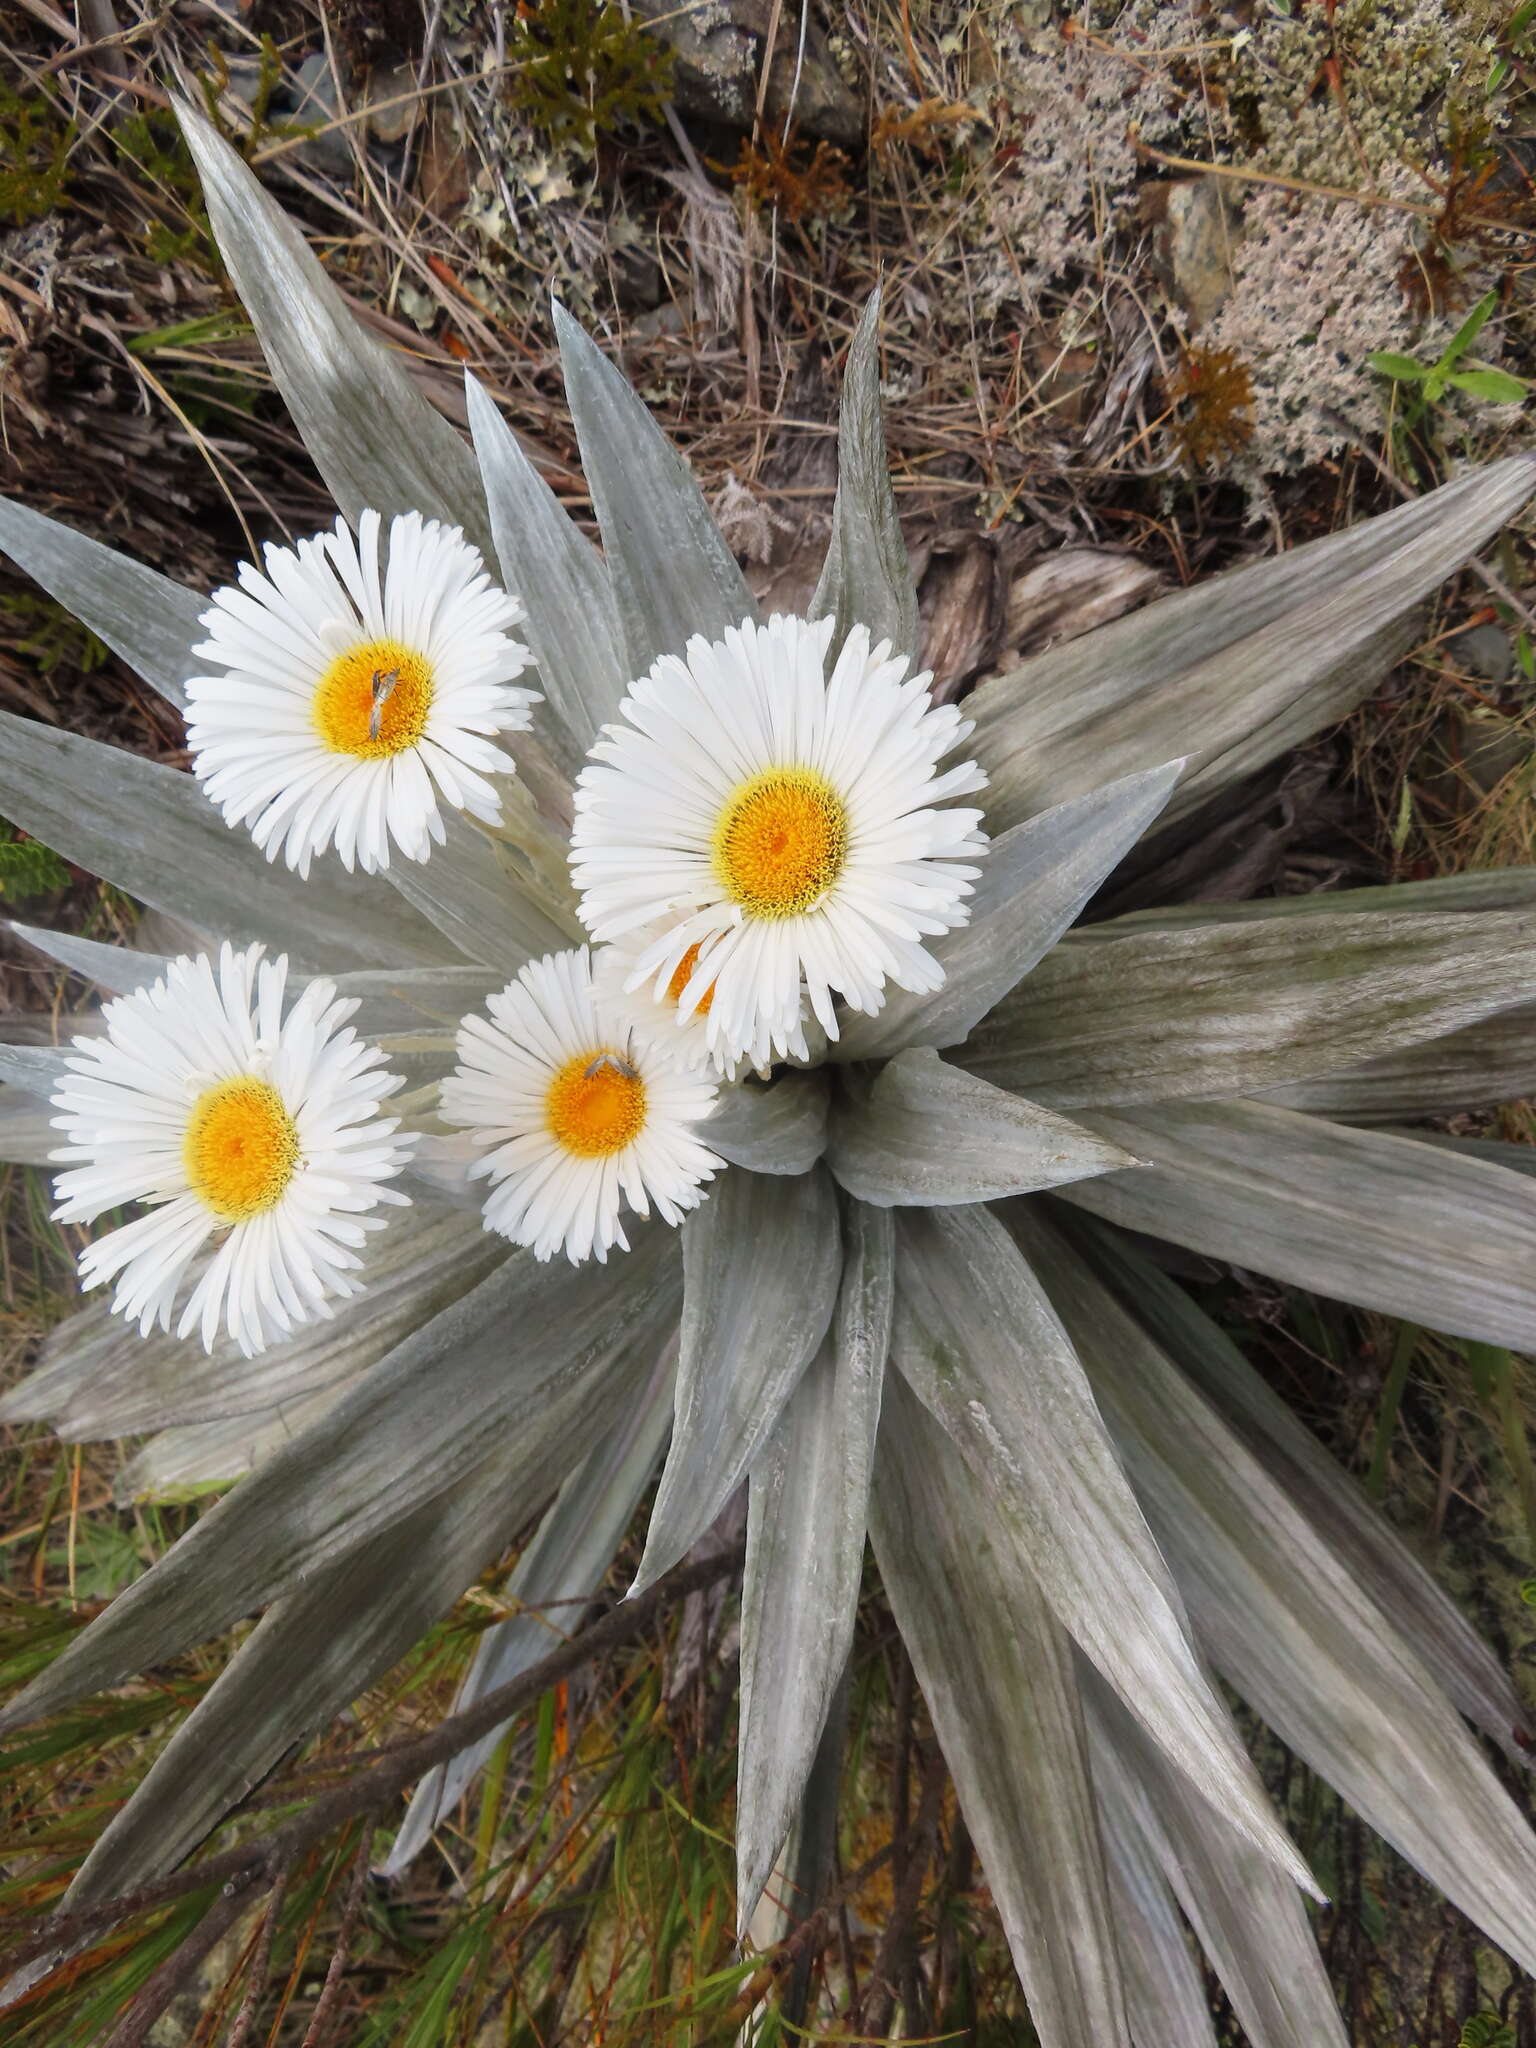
[[439, 947, 721, 1265], [185, 510, 539, 876], [569, 613, 989, 1071], [50, 944, 414, 1357]]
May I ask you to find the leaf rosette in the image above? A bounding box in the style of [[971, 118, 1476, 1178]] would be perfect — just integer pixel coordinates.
[[4, 100, 1536, 2043]]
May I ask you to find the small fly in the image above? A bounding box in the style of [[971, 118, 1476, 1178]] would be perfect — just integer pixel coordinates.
[[585, 1029, 637, 1080], [368, 667, 400, 742]]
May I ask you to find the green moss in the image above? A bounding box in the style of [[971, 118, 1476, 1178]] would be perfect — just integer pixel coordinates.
[[0, 81, 75, 228], [0, 592, 108, 680], [505, 0, 675, 145], [110, 108, 220, 270], [0, 824, 67, 903]]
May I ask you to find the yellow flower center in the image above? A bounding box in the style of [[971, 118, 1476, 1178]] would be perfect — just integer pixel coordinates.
[[713, 768, 848, 919], [545, 1052, 648, 1158], [312, 637, 434, 758], [666, 942, 715, 1018], [184, 1077, 300, 1221]]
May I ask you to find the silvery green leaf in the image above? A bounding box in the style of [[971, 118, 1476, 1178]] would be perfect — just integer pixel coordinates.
[[0, 1231, 680, 1734], [13, 922, 502, 1041], [11, 921, 172, 995], [1085, 1673, 1346, 2048], [1098, 867, 1536, 930], [892, 1203, 1313, 1892], [827, 1048, 1136, 1205], [1059, 1100, 1536, 1350], [0, 1086, 55, 1165], [465, 370, 627, 766], [177, 100, 491, 558], [834, 763, 1181, 1062], [870, 1371, 1131, 2048], [0, 712, 459, 972], [1262, 1000, 1536, 1120], [965, 911, 1536, 1108], [2, 1203, 503, 1437], [1022, 1207, 1536, 1976], [968, 454, 1536, 833], [552, 301, 756, 673], [116, 1388, 340, 1499], [750, 1668, 851, 2019], [382, 808, 577, 970], [1068, 1218, 1532, 1760], [0, 1043, 66, 1099], [633, 1166, 841, 1594], [1402, 1131, 1536, 1178], [384, 1344, 676, 1878], [810, 289, 919, 662], [1094, 1754, 1218, 2048], [737, 1201, 892, 1927], [63, 1409, 612, 1917], [0, 500, 205, 710], [703, 1068, 828, 1174]]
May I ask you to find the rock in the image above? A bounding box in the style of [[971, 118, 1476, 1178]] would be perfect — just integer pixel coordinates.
[[1447, 620, 1517, 686], [278, 55, 352, 178], [1146, 175, 1243, 327], [365, 62, 424, 144], [631, 0, 862, 147]]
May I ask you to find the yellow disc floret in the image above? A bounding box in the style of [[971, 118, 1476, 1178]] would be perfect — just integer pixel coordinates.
[[545, 1052, 648, 1158], [312, 638, 434, 758], [184, 1076, 301, 1221], [713, 768, 848, 918]]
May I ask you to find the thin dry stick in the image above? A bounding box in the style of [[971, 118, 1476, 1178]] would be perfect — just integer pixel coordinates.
[[297, 1833, 371, 2048], [100, 1878, 263, 2048], [224, 1868, 290, 2048], [1, 1546, 743, 1980]]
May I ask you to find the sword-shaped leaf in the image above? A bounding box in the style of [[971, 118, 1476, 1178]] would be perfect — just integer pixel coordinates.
[[966, 911, 1536, 1108], [553, 302, 755, 674], [3, 1203, 503, 1438], [1099, 866, 1536, 930], [0, 1086, 54, 1164], [827, 1048, 1135, 1204], [0, 1043, 66, 1098], [633, 1166, 841, 1593], [1067, 1216, 1532, 1760], [465, 371, 627, 766], [177, 99, 491, 558], [1262, 999, 1536, 1119], [1085, 1672, 1347, 2048], [0, 500, 205, 711], [1094, 1757, 1218, 2048], [62, 1352, 656, 1918], [870, 1371, 1132, 2048], [737, 1201, 892, 1927], [0, 712, 458, 972], [704, 1069, 829, 1174], [1022, 1208, 1536, 1976], [1059, 1099, 1536, 1351], [891, 1202, 1313, 1891], [969, 455, 1536, 833], [11, 922, 173, 995], [810, 290, 919, 663], [384, 1346, 676, 1877], [0, 1231, 679, 1733], [382, 808, 577, 970], [833, 764, 1181, 1061]]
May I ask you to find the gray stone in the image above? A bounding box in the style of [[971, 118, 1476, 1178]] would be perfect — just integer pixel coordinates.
[[1448, 620, 1517, 686]]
